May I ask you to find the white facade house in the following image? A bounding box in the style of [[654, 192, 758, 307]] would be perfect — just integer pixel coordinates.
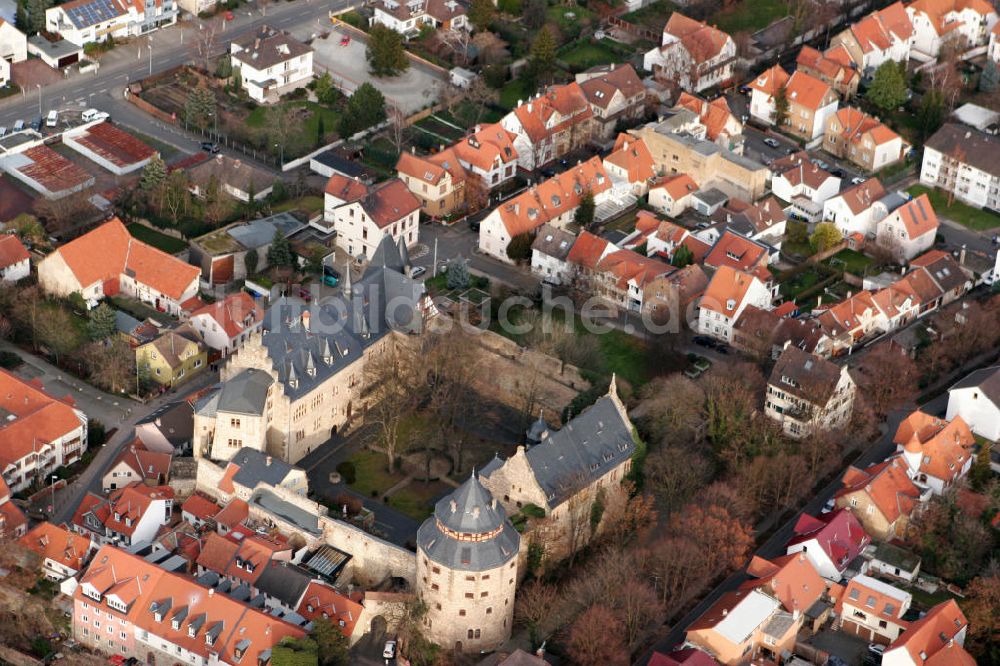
[[831, 3, 914, 76], [837, 575, 912, 645], [324, 177, 421, 259], [907, 0, 997, 60], [45, 0, 176, 47], [643, 13, 736, 93], [188, 293, 264, 357], [0, 19, 27, 85], [371, 0, 468, 37], [875, 194, 939, 262], [698, 266, 772, 343], [947, 365, 1000, 441], [822, 178, 888, 238], [921, 123, 1000, 212], [991, 22, 1000, 63], [530, 224, 576, 285], [748, 65, 789, 126], [0, 234, 30, 282], [771, 152, 841, 222], [230, 26, 314, 105]]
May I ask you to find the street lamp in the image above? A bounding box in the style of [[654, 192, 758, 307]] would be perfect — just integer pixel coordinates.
[[274, 142, 283, 166], [36, 84, 41, 116], [148, 45, 153, 76], [49, 474, 58, 515]]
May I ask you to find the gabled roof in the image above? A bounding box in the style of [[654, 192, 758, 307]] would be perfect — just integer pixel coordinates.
[[69, 122, 157, 168], [743, 552, 826, 614], [297, 581, 364, 638], [452, 123, 519, 172], [651, 173, 699, 201], [949, 363, 1000, 406], [219, 447, 298, 493], [888, 194, 939, 240], [748, 64, 790, 97], [687, 588, 780, 644], [510, 82, 592, 144], [605, 134, 656, 184], [595, 249, 674, 290], [787, 509, 870, 572], [829, 107, 900, 146], [190, 292, 263, 340], [663, 12, 733, 63], [675, 93, 740, 141], [924, 123, 1000, 179], [796, 46, 860, 87], [704, 231, 771, 276], [181, 494, 222, 521], [141, 324, 204, 369], [231, 25, 312, 70], [56, 0, 126, 30], [784, 70, 835, 111], [214, 499, 250, 530], [894, 410, 974, 483], [0, 369, 82, 472], [0, 234, 29, 270], [355, 178, 421, 229], [108, 439, 173, 484], [909, 249, 971, 294], [769, 346, 847, 407], [908, 0, 995, 37], [578, 64, 644, 110], [836, 456, 921, 523], [700, 265, 763, 316], [835, 574, 910, 622], [772, 151, 837, 190], [19, 521, 91, 571], [886, 599, 972, 665], [831, 178, 887, 215], [324, 173, 369, 201], [649, 648, 721, 666]]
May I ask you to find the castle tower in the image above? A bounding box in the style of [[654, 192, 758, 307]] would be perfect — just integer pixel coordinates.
[[416, 473, 520, 653]]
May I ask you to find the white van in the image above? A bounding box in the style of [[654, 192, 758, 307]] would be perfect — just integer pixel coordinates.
[[81, 108, 108, 123], [13, 120, 24, 132], [46, 110, 58, 127]]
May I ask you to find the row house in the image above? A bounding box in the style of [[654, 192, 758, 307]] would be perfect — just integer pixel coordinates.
[[796, 45, 861, 99], [831, 2, 914, 77], [0, 233, 30, 283], [683, 588, 795, 665], [19, 521, 92, 582], [836, 575, 912, 645], [46, 0, 177, 47], [500, 83, 593, 171], [893, 410, 975, 494], [0, 368, 88, 493], [602, 133, 657, 197], [72, 483, 174, 547], [371, 0, 467, 37], [73, 545, 303, 664], [642, 264, 710, 331], [575, 64, 647, 142], [785, 509, 871, 581], [230, 26, 314, 105], [697, 265, 773, 343], [648, 173, 699, 217], [823, 107, 905, 173], [38, 218, 200, 316], [882, 600, 973, 665], [566, 231, 675, 312], [875, 193, 939, 262], [920, 122, 1000, 212], [195, 531, 293, 597], [749, 67, 839, 143], [765, 345, 856, 438], [771, 152, 841, 223], [478, 156, 612, 262], [907, 0, 998, 60], [643, 12, 736, 93], [673, 93, 743, 150], [323, 176, 421, 259], [102, 439, 172, 492], [180, 494, 222, 529], [835, 456, 925, 540]]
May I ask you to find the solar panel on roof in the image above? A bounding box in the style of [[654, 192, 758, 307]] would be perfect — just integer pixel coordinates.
[[67, 0, 121, 29]]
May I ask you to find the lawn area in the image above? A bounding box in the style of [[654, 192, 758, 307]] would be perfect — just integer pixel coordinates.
[[127, 223, 188, 254], [907, 185, 1000, 231], [346, 450, 406, 498], [824, 248, 873, 276], [558, 40, 620, 70], [712, 0, 788, 34], [246, 101, 342, 159], [622, 0, 679, 31], [129, 131, 179, 160], [39, 301, 87, 350], [546, 5, 596, 37], [602, 211, 639, 233], [784, 220, 813, 257], [499, 79, 532, 110], [387, 480, 450, 521], [272, 196, 324, 216], [595, 327, 650, 388]]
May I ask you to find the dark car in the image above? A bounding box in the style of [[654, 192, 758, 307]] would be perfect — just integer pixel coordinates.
[[831, 168, 845, 178], [558, 158, 569, 167], [716, 344, 730, 355], [200, 141, 220, 153], [30, 117, 42, 131], [692, 335, 717, 348], [468, 218, 481, 232], [540, 167, 557, 178]]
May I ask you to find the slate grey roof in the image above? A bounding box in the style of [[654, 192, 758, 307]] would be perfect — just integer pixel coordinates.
[[693, 187, 729, 207], [226, 213, 305, 251], [417, 475, 520, 572], [217, 368, 273, 416], [531, 224, 576, 261], [261, 236, 425, 400], [136, 400, 195, 452], [872, 542, 921, 573], [229, 447, 297, 489], [769, 346, 845, 406], [515, 393, 634, 508], [250, 488, 321, 536], [925, 123, 1000, 179], [949, 365, 1000, 406], [254, 562, 314, 608]]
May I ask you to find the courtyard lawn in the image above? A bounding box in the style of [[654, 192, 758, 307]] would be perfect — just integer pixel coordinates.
[[387, 480, 450, 521], [558, 40, 620, 70], [712, 0, 788, 34], [596, 327, 651, 388], [127, 223, 188, 254], [246, 101, 342, 158], [546, 5, 596, 37], [272, 196, 324, 216], [39, 301, 88, 352], [499, 79, 532, 110], [346, 450, 405, 498], [824, 249, 873, 276], [622, 0, 679, 31], [907, 185, 1000, 232]]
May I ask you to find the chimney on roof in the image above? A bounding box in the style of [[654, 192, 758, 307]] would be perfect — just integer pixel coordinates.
[[527, 102, 533, 112], [410, 146, 415, 154], [209, 588, 214, 596]]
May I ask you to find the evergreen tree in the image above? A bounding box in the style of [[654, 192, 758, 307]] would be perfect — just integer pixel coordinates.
[[338, 83, 387, 138], [573, 189, 596, 229], [311, 618, 349, 666], [366, 24, 410, 77], [507, 232, 533, 262], [867, 61, 908, 113], [917, 88, 945, 141], [773, 85, 789, 126], [231, 67, 242, 93], [671, 244, 694, 268], [86, 303, 118, 341], [529, 26, 557, 83], [314, 72, 340, 106], [139, 156, 167, 192], [244, 247, 259, 276], [469, 0, 496, 31], [979, 59, 999, 93], [446, 256, 471, 290], [185, 86, 216, 130], [267, 229, 294, 268], [215, 55, 232, 79], [25, 0, 49, 34], [316, 114, 326, 147]]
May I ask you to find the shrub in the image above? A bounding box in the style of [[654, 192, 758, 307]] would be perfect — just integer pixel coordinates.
[[336, 461, 357, 485], [0, 351, 22, 370], [506, 232, 533, 262]]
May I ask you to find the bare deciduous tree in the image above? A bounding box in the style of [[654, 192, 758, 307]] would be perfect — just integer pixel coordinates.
[[364, 337, 418, 472]]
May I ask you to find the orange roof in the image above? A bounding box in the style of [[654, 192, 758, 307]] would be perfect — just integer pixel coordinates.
[[197, 532, 240, 572], [567, 230, 611, 270], [829, 107, 900, 147], [512, 82, 592, 144], [297, 581, 365, 638], [749, 65, 790, 96], [704, 231, 770, 275], [214, 498, 249, 530], [605, 134, 656, 184], [595, 249, 674, 290], [676, 93, 739, 141], [908, 0, 994, 37], [0, 234, 29, 270], [101, 483, 174, 536], [773, 151, 836, 190], [324, 174, 368, 201], [890, 194, 939, 240], [0, 369, 82, 471], [796, 46, 859, 86], [652, 173, 699, 201], [894, 411, 974, 483], [835, 178, 887, 214], [190, 292, 263, 339], [835, 576, 909, 623], [888, 600, 971, 665], [0, 500, 27, 538], [663, 12, 733, 63], [578, 64, 645, 110], [816, 290, 879, 339], [851, 3, 914, 53], [837, 457, 921, 523], [396, 150, 447, 186], [19, 521, 91, 571], [451, 123, 519, 172], [181, 494, 222, 521], [784, 71, 835, 111], [743, 552, 826, 613], [109, 439, 173, 484], [681, 235, 713, 263], [49, 218, 200, 300], [700, 266, 761, 315]]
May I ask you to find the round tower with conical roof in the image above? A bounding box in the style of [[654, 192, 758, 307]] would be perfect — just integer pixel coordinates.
[[416, 473, 520, 653]]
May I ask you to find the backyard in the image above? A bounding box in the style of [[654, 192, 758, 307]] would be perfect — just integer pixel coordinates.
[[908, 185, 1000, 232], [823, 248, 873, 276], [127, 223, 188, 254], [558, 39, 627, 71], [711, 0, 789, 34]]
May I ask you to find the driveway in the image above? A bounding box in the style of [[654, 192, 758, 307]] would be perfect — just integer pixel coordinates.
[[418, 222, 540, 291], [307, 28, 445, 114]]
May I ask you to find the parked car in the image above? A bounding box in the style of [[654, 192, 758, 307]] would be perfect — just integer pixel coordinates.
[[763, 138, 780, 148], [468, 218, 480, 232], [200, 141, 220, 153], [224, 10, 234, 19], [46, 110, 58, 127], [296, 286, 313, 302], [30, 117, 42, 131], [540, 167, 556, 178], [383, 640, 397, 659], [738, 85, 752, 94], [13, 120, 24, 132], [716, 344, 730, 355], [81, 108, 108, 122], [852, 176, 866, 185], [340, 34, 350, 46], [410, 266, 427, 278], [692, 335, 716, 348]]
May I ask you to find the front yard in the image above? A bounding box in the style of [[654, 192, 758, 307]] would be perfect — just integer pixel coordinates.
[[907, 185, 1000, 232]]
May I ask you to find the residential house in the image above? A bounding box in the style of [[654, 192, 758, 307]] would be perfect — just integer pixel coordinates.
[[991, 21, 1000, 63], [530, 223, 576, 285], [19, 521, 92, 581], [196, 238, 430, 464], [323, 176, 421, 259], [780, 71, 840, 143], [708, 198, 787, 252], [102, 439, 172, 492], [642, 263, 709, 331], [684, 589, 795, 665], [643, 13, 736, 93], [702, 231, 773, 280], [0, 18, 26, 87], [907, 0, 998, 60], [176, 0, 215, 18], [748, 65, 791, 126], [785, 509, 871, 581], [0, 233, 30, 282], [630, 122, 770, 200], [187, 154, 274, 203], [135, 399, 195, 456], [634, 209, 691, 259], [296, 580, 365, 644], [395, 148, 468, 217], [72, 483, 175, 547], [45, 0, 177, 47], [771, 152, 841, 223], [893, 410, 975, 494], [602, 134, 656, 197], [500, 82, 593, 170], [835, 457, 924, 540], [229, 26, 313, 104], [921, 122, 1000, 212], [0, 368, 88, 493], [698, 265, 773, 343], [449, 122, 520, 188], [371, 0, 467, 37], [868, 541, 922, 582], [576, 64, 646, 142], [581, 247, 675, 312], [649, 648, 722, 666], [881, 600, 973, 666], [188, 292, 264, 357], [72, 545, 304, 664], [836, 575, 911, 644], [796, 45, 860, 99], [765, 345, 856, 438], [479, 383, 635, 561], [823, 178, 888, 237], [180, 494, 222, 529], [947, 364, 1000, 440], [137, 324, 208, 387], [648, 173, 699, 216], [824, 107, 905, 172], [673, 93, 743, 149], [188, 212, 305, 285], [478, 156, 612, 262], [876, 193, 939, 262], [831, 3, 915, 76], [742, 552, 828, 623], [195, 531, 292, 596], [813, 290, 888, 354], [0, 477, 27, 538]]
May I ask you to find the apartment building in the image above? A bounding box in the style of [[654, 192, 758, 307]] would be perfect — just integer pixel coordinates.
[[46, 0, 177, 46], [765, 345, 856, 438], [831, 2, 914, 76], [323, 176, 421, 259], [575, 64, 647, 141], [230, 26, 314, 104], [907, 0, 997, 60], [500, 83, 593, 170], [921, 122, 1000, 211], [796, 45, 860, 99]]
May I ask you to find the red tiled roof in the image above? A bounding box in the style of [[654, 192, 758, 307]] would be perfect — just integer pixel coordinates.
[[19, 521, 91, 571], [190, 292, 263, 340], [784, 70, 835, 111], [0, 234, 29, 270], [358, 178, 421, 229], [676, 93, 740, 141], [749, 64, 790, 96], [787, 508, 870, 570], [70, 122, 157, 168], [837, 457, 921, 523], [700, 265, 761, 316], [578, 64, 644, 110], [894, 411, 974, 484], [214, 499, 249, 529], [298, 581, 365, 639], [890, 194, 939, 240], [605, 134, 656, 184], [0, 369, 82, 472], [888, 599, 971, 665], [743, 552, 826, 613], [664, 12, 733, 63], [652, 173, 699, 201], [0, 500, 27, 537], [324, 174, 368, 201], [108, 439, 173, 484], [13, 145, 93, 194], [181, 494, 222, 521], [704, 231, 771, 275], [567, 230, 611, 270]]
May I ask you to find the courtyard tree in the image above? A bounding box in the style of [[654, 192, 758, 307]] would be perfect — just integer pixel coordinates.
[[338, 83, 388, 138], [140, 155, 167, 192], [981, 58, 1000, 93], [35, 187, 95, 235], [809, 222, 842, 253], [366, 24, 410, 77], [185, 85, 216, 131], [422, 329, 477, 473], [566, 605, 629, 666], [244, 247, 260, 277], [86, 303, 117, 340], [82, 337, 136, 394], [34, 304, 78, 364], [364, 338, 418, 471], [671, 244, 694, 267], [917, 88, 945, 141], [867, 61, 908, 113], [528, 26, 557, 84], [574, 189, 596, 229], [446, 256, 471, 290], [471, 31, 510, 65], [313, 72, 341, 106], [160, 170, 193, 226], [469, 0, 496, 31], [266, 229, 294, 268], [310, 617, 350, 666], [506, 232, 533, 262], [514, 580, 557, 648]]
